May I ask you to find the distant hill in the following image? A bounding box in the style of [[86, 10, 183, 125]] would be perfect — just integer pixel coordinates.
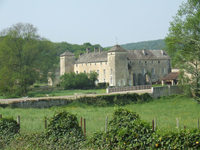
[[107, 39, 165, 50]]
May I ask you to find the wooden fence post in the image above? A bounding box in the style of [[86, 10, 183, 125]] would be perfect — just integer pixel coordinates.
[[17, 115, 20, 133], [154, 117, 156, 131], [176, 118, 179, 130], [198, 119, 199, 130], [152, 120, 154, 131], [84, 118, 86, 135], [105, 117, 108, 133], [0, 114, 2, 119], [80, 117, 82, 127], [45, 119, 47, 129]]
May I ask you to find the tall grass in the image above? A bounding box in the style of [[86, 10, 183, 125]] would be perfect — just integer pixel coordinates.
[[0, 95, 199, 137]]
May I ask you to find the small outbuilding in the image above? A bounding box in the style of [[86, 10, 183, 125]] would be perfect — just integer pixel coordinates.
[[161, 72, 179, 86]]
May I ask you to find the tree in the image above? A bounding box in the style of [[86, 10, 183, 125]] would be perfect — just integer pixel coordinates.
[[0, 23, 57, 96], [60, 71, 98, 90], [165, 0, 200, 97]]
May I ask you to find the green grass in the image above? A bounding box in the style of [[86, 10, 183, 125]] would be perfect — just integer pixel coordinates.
[[152, 84, 168, 87], [0, 95, 199, 137], [0, 89, 106, 99], [28, 89, 106, 97]]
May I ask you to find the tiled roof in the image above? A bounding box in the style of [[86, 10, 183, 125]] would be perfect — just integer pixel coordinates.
[[127, 50, 171, 60], [162, 72, 179, 80], [75, 51, 108, 63], [108, 44, 127, 52], [60, 50, 75, 56]]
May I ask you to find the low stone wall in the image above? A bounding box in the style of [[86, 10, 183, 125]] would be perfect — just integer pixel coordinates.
[[106, 85, 152, 93], [1, 98, 72, 109], [151, 85, 183, 99]]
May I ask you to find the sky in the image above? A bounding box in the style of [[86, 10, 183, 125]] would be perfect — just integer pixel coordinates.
[[0, 0, 187, 47]]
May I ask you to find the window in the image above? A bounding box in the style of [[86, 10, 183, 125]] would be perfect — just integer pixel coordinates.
[[145, 61, 147, 64], [151, 61, 153, 64], [151, 68, 155, 74], [90, 70, 92, 73], [84, 70, 86, 73], [90, 63, 91, 66], [105, 62, 107, 65], [86, 63, 87, 66], [95, 63, 96, 65], [97, 70, 99, 74], [161, 68, 165, 74], [76, 64, 78, 67], [104, 79, 106, 82], [139, 61, 141, 64], [110, 69, 112, 75], [76, 71, 78, 74], [158, 61, 160, 64], [142, 68, 146, 75], [100, 62, 102, 65], [103, 69, 106, 75], [130, 61, 131, 64], [110, 77, 113, 85]]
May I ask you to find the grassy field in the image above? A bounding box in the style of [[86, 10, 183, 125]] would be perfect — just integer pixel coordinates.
[[0, 89, 106, 99], [0, 95, 199, 137]]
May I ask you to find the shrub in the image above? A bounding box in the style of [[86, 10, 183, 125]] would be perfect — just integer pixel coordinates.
[[0, 117, 20, 149], [46, 111, 85, 144], [86, 108, 153, 149]]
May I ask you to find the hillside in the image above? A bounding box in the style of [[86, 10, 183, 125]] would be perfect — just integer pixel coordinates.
[[110, 39, 165, 50], [53, 39, 166, 59]]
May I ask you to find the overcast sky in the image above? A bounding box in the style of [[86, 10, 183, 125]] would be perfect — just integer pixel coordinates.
[[0, 0, 187, 47]]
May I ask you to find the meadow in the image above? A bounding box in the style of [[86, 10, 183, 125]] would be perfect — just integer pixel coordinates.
[[0, 89, 106, 99], [0, 94, 199, 137]]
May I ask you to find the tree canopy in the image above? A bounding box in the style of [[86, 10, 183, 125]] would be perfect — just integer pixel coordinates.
[[0, 23, 57, 96], [165, 0, 200, 96], [60, 71, 98, 90]]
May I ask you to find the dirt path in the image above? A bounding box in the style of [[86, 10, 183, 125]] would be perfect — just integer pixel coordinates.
[[0, 89, 152, 103]]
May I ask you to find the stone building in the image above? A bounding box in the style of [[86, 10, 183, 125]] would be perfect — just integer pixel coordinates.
[[58, 44, 171, 87]]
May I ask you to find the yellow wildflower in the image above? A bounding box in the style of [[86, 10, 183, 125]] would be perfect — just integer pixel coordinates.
[[155, 143, 158, 147], [124, 143, 126, 145], [196, 141, 199, 144], [159, 137, 161, 141]]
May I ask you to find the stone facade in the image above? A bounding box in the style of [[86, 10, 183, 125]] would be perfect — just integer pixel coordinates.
[[59, 45, 171, 87]]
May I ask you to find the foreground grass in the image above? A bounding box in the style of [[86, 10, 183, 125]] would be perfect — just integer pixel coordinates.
[[0, 95, 199, 136]]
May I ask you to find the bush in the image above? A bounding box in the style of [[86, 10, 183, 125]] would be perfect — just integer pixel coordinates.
[[0, 117, 20, 149], [86, 108, 154, 149], [46, 111, 85, 144]]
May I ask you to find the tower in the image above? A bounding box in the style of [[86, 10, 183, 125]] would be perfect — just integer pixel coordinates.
[[60, 51, 76, 76], [107, 45, 129, 86]]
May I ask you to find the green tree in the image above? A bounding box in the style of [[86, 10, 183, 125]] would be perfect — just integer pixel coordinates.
[[87, 71, 98, 87], [165, 0, 200, 97], [60, 71, 98, 90], [0, 23, 57, 96]]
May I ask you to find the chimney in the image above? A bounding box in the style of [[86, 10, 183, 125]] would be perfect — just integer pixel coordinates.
[[161, 50, 164, 55], [99, 46, 103, 53], [142, 49, 146, 55], [86, 48, 91, 54], [79, 53, 83, 57], [94, 47, 98, 53]]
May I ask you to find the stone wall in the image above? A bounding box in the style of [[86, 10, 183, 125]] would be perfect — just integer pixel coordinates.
[[6, 99, 72, 108], [151, 85, 183, 99], [129, 59, 171, 85], [106, 85, 152, 93]]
